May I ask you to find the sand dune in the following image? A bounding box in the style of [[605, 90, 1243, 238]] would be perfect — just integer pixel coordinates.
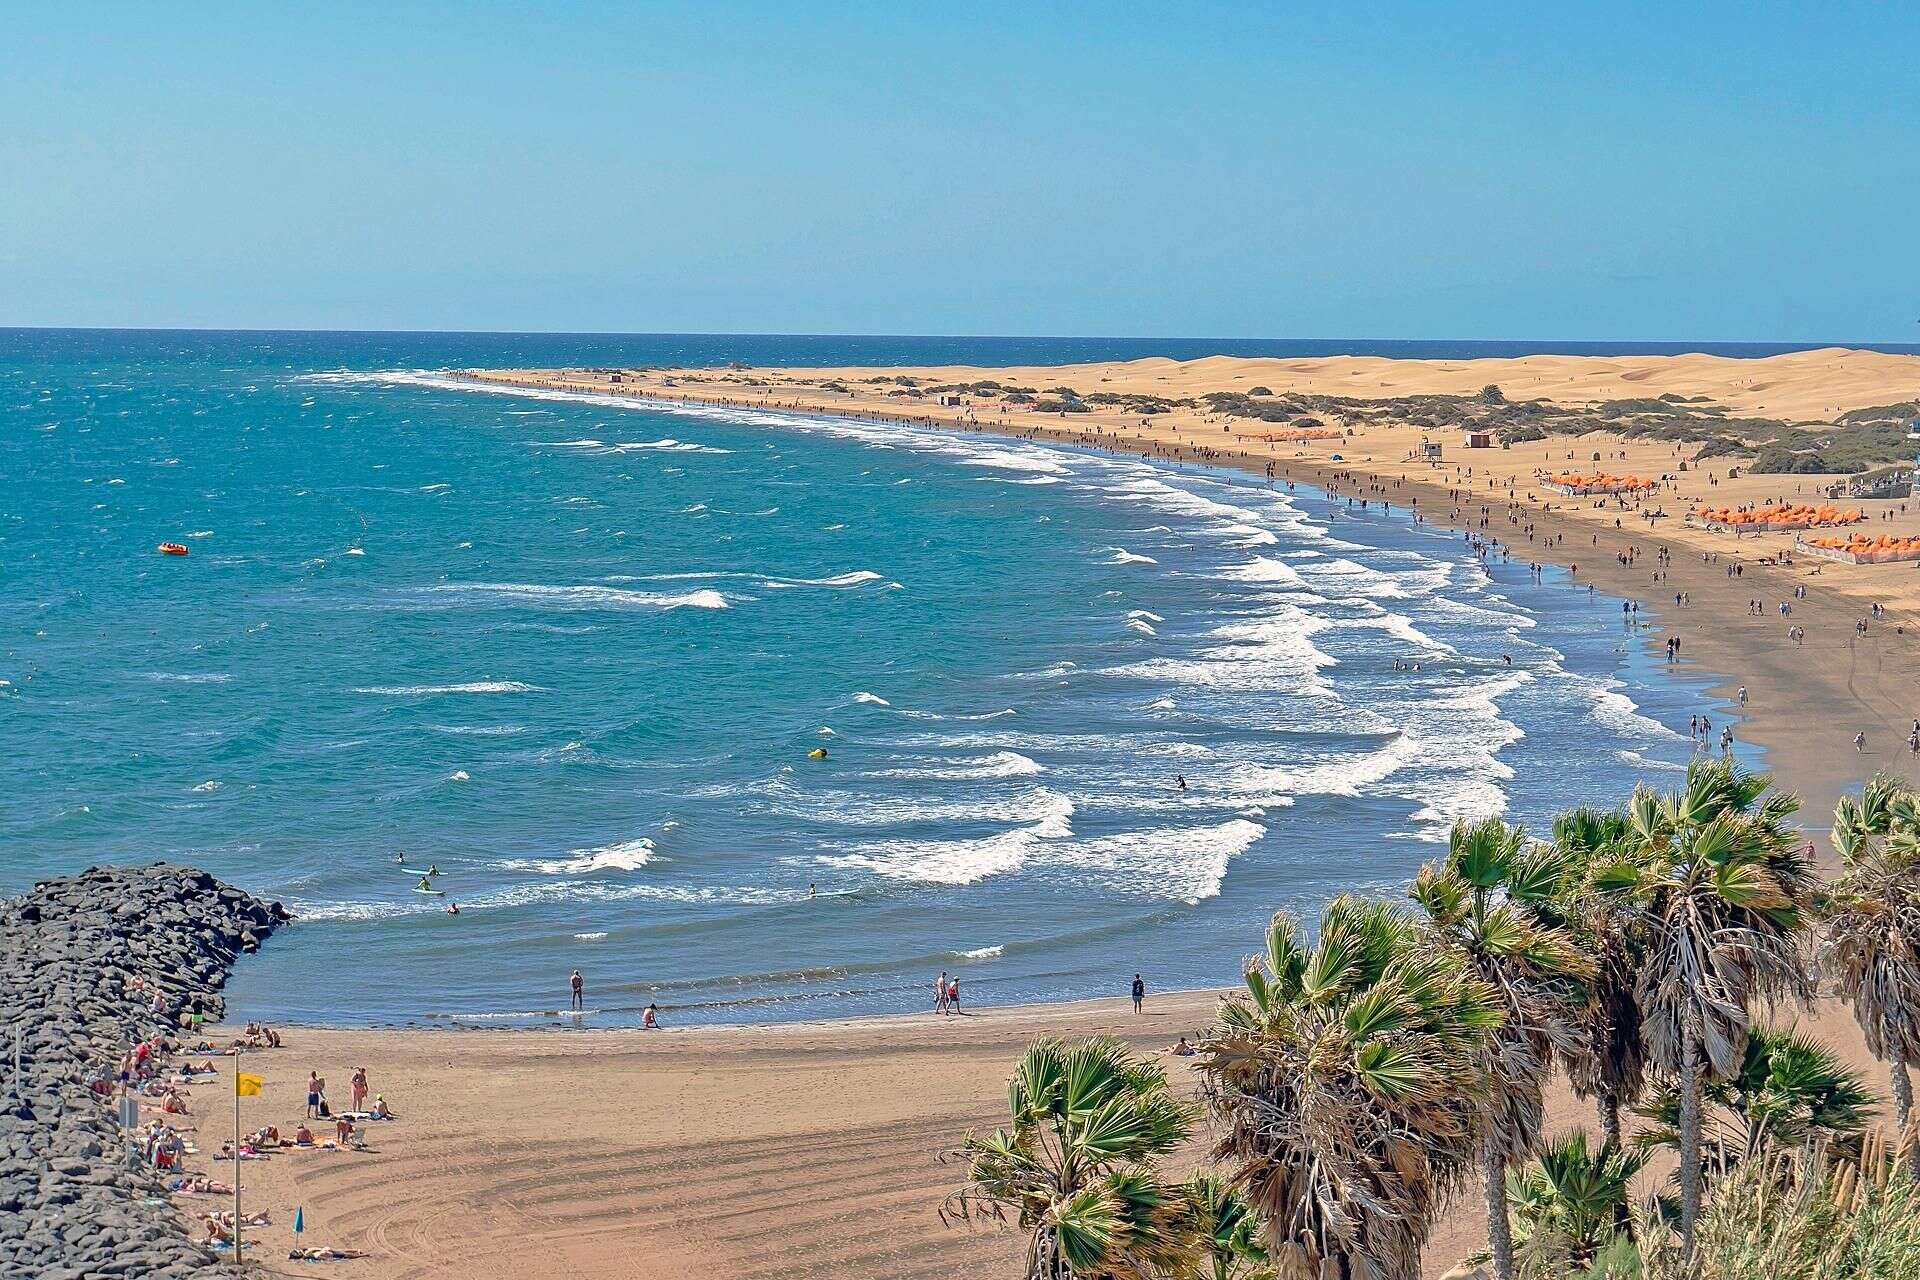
[[618, 347, 1920, 422]]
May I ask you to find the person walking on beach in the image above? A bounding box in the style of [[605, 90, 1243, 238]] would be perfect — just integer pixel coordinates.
[[935, 971, 949, 1015], [947, 976, 961, 1013], [569, 969, 583, 1012], [1856, 732, 1868, 753], [350, 1067, 367, 1115], [1131, 974, 1146, 1014]]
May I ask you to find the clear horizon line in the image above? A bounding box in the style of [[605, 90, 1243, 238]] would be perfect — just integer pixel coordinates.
[[2, 324, 1918, 350]]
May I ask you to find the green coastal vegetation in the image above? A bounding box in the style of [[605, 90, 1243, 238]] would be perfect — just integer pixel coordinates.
[[945, 762, 1920, 1280], [1193, 389, 1920, 476], [721, 367, 1920, 476]]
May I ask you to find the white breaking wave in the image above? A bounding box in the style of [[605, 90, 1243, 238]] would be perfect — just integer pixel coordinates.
[[421, 582, 731, 611], [501, 836, 656, 875], [1043, 818, 1266, 903], [1126, 618, 1158, 636], [959, 447, 1071, 476], [1126, 610, 1164, 623], [145, 672, 233, 684], [533, 436, 730, 455], [1616, 748, 1688, 772], [851, 691, 891, 706], [609, 568, 883, 591], [1106, 605, 1337, 696], [891, 706, 1018, 722], [866, 751, 1044, 781], [764, 570, 885, 589], [956, 945, 1004, 959], [1098, 547, 1158, 566], [605, 438, 731, 454], [1218, 556, 1309, 588], [759, 783, 1071, 830], [289, 875, 796, 920], [574, 931, 609, 940], [1218, 733, 1422, 801], [189, 780, 221, 794], [353, 681, 542, 695], [818, 792, 1073, 885], [1574, 674, 1688, 742]]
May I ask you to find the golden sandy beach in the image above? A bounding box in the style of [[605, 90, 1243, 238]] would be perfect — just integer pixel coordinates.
[[185, 996, 1880, 1280], [170, 348, 1920, 1279]]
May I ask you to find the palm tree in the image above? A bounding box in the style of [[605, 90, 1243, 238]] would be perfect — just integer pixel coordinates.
[[1591, 759, 1813, 1261], [1550, 805, 1649, 1153], [1184, 1172, 1273, 1280], [1411, 819, 1594, 1280], [1826, 774, 1920, 1155], [1634, 1025, 1873, 1174], [1504, 1129, 1649, 1269], [1197, 896, 1503, 1280], [943, 1036, 1202, 1280]]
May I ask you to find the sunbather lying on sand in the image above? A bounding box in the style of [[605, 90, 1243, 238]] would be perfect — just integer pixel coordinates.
[[200, 1213, 270, 1243], [289, 1247, 368, 1261], [167, 1176, 235, 1196]]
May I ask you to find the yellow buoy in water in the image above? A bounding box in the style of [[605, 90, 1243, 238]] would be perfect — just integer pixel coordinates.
[[807, 747, 828, 759]]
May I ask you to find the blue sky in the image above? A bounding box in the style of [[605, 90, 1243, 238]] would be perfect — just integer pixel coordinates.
[[3, 3, 1916, 339]]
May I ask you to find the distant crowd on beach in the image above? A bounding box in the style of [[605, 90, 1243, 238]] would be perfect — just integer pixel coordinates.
[[97, 977, 398, 1260]]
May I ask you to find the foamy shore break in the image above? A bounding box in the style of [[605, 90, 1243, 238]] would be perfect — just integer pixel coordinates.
[[459, 348, 1920, 819], [1, 866, 288, 1278]]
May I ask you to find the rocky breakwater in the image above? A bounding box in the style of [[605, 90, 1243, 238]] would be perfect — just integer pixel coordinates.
[[0, 863, 289, 1279]]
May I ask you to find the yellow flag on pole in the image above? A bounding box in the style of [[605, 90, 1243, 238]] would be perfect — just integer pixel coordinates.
[[236, 1072, 264, 1097]]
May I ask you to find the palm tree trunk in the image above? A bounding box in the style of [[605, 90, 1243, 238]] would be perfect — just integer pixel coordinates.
[[1892, 1040, 1913, 1127], [1596, 1084, 1634, 1241], [1678, 1013, 1705, 1263], [1031, 1227, 1066, 1280], [1483, 1145, 1515, 1280], [1597, 1084, 1622, 1152], [1892, 1040, 1917, 1178]]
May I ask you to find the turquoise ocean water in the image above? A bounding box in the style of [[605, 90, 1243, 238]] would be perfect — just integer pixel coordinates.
[[11, 330, 1893, 1026]]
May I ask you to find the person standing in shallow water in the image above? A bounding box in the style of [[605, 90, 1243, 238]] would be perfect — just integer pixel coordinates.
[[1131, 974, 1145, 1014], [569, 969, 583, 1012]]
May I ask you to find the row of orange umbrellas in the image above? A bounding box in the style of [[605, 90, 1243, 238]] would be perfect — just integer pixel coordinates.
[[1694, 502, 1864, 528]]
